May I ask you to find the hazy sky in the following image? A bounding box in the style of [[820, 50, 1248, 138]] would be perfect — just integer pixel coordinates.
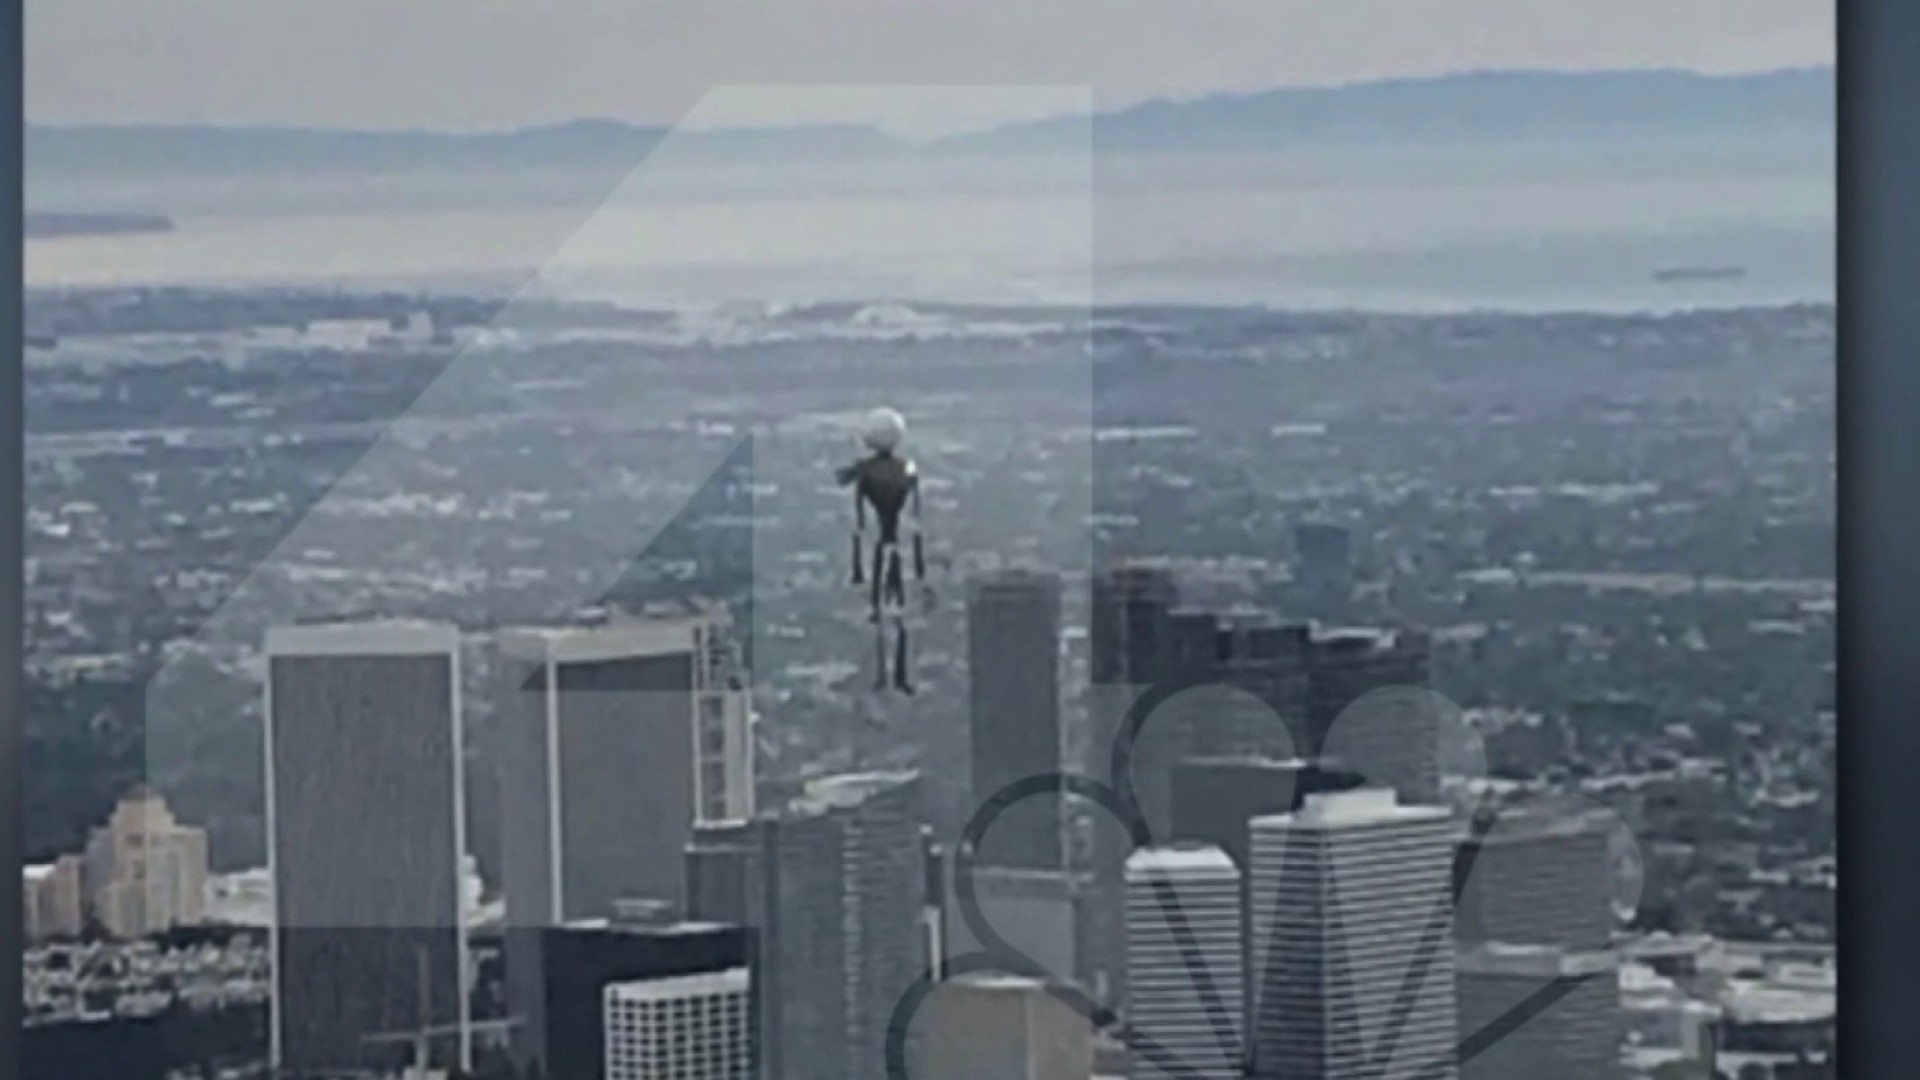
[[27, 0, 1833, 136]]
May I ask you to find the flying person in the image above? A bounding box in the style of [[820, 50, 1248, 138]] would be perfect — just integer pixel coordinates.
[[835, 407, 928, 693]]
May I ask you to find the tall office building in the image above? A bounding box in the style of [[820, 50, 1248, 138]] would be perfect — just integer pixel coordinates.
[[1125, 845, 1245, 1080], [500, 616, 752, 1079], [1088, 566, 1180, 1008], [1167, 757, 1366, 874], [1307, 627, 1440, 805], [775, 771, 926, 1080], [1200, 622, 1312, 761], [1454, 807, 1616, 952], [22, 857, 84, 942], [1250, 789, 1457, 1080], [81, 787, 209, 939], [1456, 945, 1620, 1080], [693, 773, 926, 1080], [685, 821, 768, 930], [499, 614, 753, 930], [1293, 522, 1354, 622], [265, 620, 469, 1076], [967, 570, 1065, 870], [605, 967, 754, 1080], [520, 913, 752, 1080], [1167, 756, 1365, 1039], [1454, 809, 1621, 1080], [919, 973, 1093, 1080], [939, 864, 1088, 990]]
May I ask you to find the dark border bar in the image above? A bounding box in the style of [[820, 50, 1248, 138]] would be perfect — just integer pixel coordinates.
[[1840, 0, 1920, 1072], [3, 0, 25, 1072]]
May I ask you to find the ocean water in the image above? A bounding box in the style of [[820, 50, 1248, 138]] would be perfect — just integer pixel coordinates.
[[25, 135, 1833, 314]]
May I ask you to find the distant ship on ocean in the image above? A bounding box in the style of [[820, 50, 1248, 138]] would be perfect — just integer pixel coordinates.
[[1652, 265, 1749, 284]]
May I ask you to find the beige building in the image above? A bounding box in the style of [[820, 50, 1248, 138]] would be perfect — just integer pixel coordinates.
[[82, 788, 209, 939], [23, 856, 85, 941], [920, 974, 1092, 1080]]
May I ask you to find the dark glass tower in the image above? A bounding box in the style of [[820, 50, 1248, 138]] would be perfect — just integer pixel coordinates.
[[265, 621, 468, 1078], [967, 570, 1064, 870]]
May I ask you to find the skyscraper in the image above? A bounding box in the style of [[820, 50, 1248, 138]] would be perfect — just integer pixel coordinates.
[[1166, 757, 1366, 875], [265, 620, 469, 1076], [967, 569, 1064, 870], [1125, 845, 1245, 1080], [498, 614, 753, 930], [1167, 756, 1366, 1039], [685, 821, 768, 931], [1088, 565, 1180, 1007], [1454, 808, 1616, 952], [778, 771, 926, 1080], [1293, 522, 1354, 622], [1456, 945, 1620, 1080], [697, 773, 926, 1080], [521, 913, 752, 1080], [605, 967, 754, 1080], [939, 864, 1087, 991], [21, 857, 84, 942], [1454, 809, 1622, 1080], [1308, 627, 1440, 805], [918, 974, 1093, 1080], [499, 615, 753, 1079], [1199, 622, 1312, 761], [1250, 789, 1457, 1080]]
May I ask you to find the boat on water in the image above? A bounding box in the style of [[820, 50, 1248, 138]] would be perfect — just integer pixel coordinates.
[[1652, 266, 1748, 284]]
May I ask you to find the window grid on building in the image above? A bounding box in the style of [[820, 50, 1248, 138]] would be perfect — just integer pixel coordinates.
[[606, 967, 752, 1080]]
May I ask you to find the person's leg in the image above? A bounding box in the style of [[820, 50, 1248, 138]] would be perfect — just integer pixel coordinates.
[[885, 545, 906, 609], [893, 618, 914, 695]]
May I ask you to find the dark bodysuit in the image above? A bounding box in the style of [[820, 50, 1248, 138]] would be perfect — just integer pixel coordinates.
[[836, 449, 924, 691], [838, 451, 917, 543], [837, 450, 921, 611]]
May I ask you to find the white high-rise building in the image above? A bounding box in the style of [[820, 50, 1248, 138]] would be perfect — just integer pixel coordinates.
[[604, 967, 754, 1080], [22, 856, 85, 941], [499, 613, 753, 927], [81, 788, 209, 939], [1250, 788, 1458, 1080], [1125, 844, 1245, 1080], [498, 614, 754, 1076]]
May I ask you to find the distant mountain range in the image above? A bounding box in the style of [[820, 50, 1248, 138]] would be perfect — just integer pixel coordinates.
[[27, 67, 1831, 180], [952, 67, 1834, 154]]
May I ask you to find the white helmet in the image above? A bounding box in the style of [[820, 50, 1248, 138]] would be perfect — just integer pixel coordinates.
[[862, 407, 906, 453]]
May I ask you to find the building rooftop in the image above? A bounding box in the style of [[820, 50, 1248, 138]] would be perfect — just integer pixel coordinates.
[[497, 613, 722, 663], [793, 770, 918, 814], [1254, 787, 1452, 829], [605, 966, 749, 1004], [946, 972, 1055, 994], [1719, 979, 1835, 1026], [560, 917, 733, 937], [1457, 942, 1620, 978], [265, 619, 459, 658], [1126, 843, 1237, 875]]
